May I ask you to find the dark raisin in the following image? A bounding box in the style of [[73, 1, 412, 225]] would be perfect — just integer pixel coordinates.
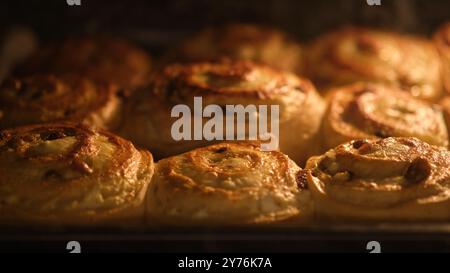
[[374, 131, 387, 138], [215, 147, 228, 154], [352, 139, 369, 149], [43, 170, 62, 181], [405, 158, 431, 185], [296, 170, 309, 190], [41, 131, 63, 141]]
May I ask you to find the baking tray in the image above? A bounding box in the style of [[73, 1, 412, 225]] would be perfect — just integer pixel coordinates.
[[1, 224, 450, 252]]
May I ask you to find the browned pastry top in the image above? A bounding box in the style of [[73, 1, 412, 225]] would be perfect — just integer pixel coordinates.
[[150, 60, 314, 109], [322, 82, 448, 149], [306, 137, 450, 221], [307, 26, 443, 101], [168, 23, 303, 73], [434, 22, 450, 94], [0, 123, 154, 225], [0, 74, 121, 130], [435, 22, 450, 56], [147, 142, 310, 225], [16, 37, 152, 92]]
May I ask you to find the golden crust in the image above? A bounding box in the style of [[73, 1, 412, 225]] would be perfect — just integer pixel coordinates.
[[0, 123, 154, 227], [147, 142, 311, 225], [321, 82, 448, 150], [120, 60, 325, 164], [306, 26, 443, 101], [165, 23, 303, 74], [306, 137, 450, 222], [440, 96, 450, 147], [434, 22, 450, 94], [0, 74, 122, 130], [16, 36, 152, 93]]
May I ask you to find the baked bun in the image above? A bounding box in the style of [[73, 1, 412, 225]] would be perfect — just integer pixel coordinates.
[[147, 142, 311, 225], [440, 96, 450, 145], [434, 22, 450, 94], [120, 60, 325, 164], [16, 36, 152, 93], [306, 26, 443, 101], [321, 82, 448, 150], [165, 23, 303, 74], [0, 74, 122, 130], [0, 123, 154, 226], [305, 137, 450, 222]]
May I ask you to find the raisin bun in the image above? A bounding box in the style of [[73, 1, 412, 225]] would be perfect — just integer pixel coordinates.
[[0, 123, 154, 227], [0, 74, 122, 130], [165, 23, 303, 74], [16, 36, 152, 95], [147, 142, 311, 225], [306, 26, 443, 101], [120, 60, 325, 165], [321, 82, 448, 150], [306, 137, 450, 222]]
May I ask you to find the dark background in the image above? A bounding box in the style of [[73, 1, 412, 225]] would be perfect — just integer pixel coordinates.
[[1, 0, 450, 50]]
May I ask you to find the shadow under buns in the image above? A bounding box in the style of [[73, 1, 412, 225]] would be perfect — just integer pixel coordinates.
[[164, 23, 304, 74], [305, 137, 450, 222], [321, 82, 448, 151], [0, 74, 122, 130], [0, 123, 154, 227], [119, 60, 325, 165], [15, 36, 152, 94], [306, 26, 443, 101], [434, 22, 450, 94], [146, 142, 311, 226]]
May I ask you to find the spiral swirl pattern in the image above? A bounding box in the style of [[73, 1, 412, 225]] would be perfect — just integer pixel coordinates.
[[0, 74, 122, 130], [321, 83, 448, 150], [307, 27, 443, 101], [120, 60, 325, 164], [147, 142, 311, 225], [306, 137, 450, 222], [0, 123, 154, 226]]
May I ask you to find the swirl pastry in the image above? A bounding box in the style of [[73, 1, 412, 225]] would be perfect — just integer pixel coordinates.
[[306, 137, 450, 222], [147, 142, 311, 225], [0, 123, 154, 226], [120, 60, 325, 164], [434, 22, 450, 94], [16, 36, 152, 93], [165, 23, 303, 74], [321, 82, 448, 150], [306, 26, 443, 101], [0, 74, 122, 130]]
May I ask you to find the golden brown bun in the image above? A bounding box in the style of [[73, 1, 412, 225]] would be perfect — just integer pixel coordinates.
[[165, 23, 303, 74], [321, 82, 448, 151], [0, 123, 154, 227], [306, 26, 443, 101], [120, 60, 325, 164], [305, 137, 450, 222], [434, 22, 450, 94], [147, 142, 311, 225], [440, 96, 450, 146], [0, 74, 122, 130], [16, 36, 152, 94]]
